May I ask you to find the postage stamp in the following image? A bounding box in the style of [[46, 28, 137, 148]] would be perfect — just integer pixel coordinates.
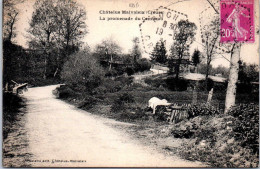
[[220, 0, 255, 43]]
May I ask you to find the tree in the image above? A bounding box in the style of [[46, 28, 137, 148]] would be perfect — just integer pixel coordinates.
[[3, 0, 23, 42], [55, 0, 87, 57], [201, 16, 220, 85], [131, 37, 142, 62], [224, 44, 240, 113], [27, 0, 87, 78], [238, 61, 259, 83], [94, 37, 122, 70], [191, 49, 201, 73], [28, 0, 57, 79], [169, 20, 197, 80], [211, 65, 229, 78], [151, 39, 167, 64], [61, 50, 104, 92]]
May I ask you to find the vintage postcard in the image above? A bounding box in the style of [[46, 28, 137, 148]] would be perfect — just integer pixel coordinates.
[[2, 0, 259, 167]]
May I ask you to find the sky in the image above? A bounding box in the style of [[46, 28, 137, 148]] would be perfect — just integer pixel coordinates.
[[14, 0, 259, 68]]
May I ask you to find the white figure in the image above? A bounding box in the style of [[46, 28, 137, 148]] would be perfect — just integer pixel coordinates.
[[148, 97, 171, 114]]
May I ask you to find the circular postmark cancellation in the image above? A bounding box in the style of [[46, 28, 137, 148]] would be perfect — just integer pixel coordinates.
[[199, 0, 234, 54], [139, 6, 188, 55], [220, 0, 255, 43]]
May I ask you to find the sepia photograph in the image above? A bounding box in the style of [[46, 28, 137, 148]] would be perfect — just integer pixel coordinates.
[[2, 0, 259, 167]]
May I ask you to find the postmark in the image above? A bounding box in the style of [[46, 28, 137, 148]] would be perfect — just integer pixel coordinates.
[[139, 6, 188, 55], [220, 0, 255, 43]]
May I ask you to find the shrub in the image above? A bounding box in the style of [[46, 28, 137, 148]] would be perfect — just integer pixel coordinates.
[[61, 51, 105, 93], [114, 76, 133, 86], [165, 78, 188, 91], [134, 58, 152, 72], [57, 85, 75, 99], [228, 104, 259, 153], [144, 78, 166, 88], [3, 93, 24, 139], [126, 67, 135, 76], [187, 104, 220, 118], [111, 93, 135, 113], [77, 96, 101, 109], [198, 78, 214, 91]]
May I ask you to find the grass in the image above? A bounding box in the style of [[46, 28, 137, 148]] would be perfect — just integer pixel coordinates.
[[3, 93, 25, 139], [55, 75, 259, 167]]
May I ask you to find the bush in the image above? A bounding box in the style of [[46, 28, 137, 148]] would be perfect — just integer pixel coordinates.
[[111, 93, 135, 113], [61, 50, 105, 93], [165, 78, 188, 91], [187, 104, 220, 118], [198, 78, 214, 91], [134, 58, 152, 72], [57, 85, 75, 99], [3, 93, 24, 139], [228, 104, 259, 153], [77, 96, 101, 109], [126, 67, 135, 76]]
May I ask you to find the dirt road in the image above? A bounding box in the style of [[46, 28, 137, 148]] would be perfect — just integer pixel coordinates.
[[6, 85, 205, 167]]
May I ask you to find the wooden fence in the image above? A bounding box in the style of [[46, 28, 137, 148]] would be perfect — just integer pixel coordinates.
[[156, 103, 191, 123]]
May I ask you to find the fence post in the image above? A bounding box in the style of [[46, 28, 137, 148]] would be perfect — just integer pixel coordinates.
[[207, 88, 214, 105]]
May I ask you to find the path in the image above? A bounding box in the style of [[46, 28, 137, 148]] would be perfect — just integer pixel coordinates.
[[12, 85, 205, 167]]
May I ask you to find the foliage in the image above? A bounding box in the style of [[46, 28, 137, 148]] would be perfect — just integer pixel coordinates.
[[3, 40, 26, 85], [57, 85, 75, 99], [3, 0, 23, 41], [201, 16, 223, 83], [144, 76, 188, 91], [94, 37, 122, 62], [131, 37, 142, 62], [197, 63, 212, 75], [211, 65, 229, 78], [126, 67, 135, 76], [134, 58, 152, 72], [191, 49, 201, 66], [151, 40, 167, 64], [61, 50, 105, 93], [173, 104, 259, 168], [228, 104, 259, 153], [111, 93, 135, 113], [165, 78, 188, 91], [3, 93, 24, 139], [169, 19, 197, 79], [187, 104, 220, 118], [27, 0, 87, 78]]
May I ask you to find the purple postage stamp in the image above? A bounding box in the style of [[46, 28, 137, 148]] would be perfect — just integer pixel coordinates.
[[220, 0, 255, 43]]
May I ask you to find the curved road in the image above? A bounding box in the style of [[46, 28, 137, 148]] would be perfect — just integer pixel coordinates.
[[19, 85, 204, 167]]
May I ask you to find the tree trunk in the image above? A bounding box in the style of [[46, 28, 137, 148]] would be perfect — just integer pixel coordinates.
[[224, 43, 241, 113], [205, 61, 210, 91], [43, 54, 47, 79], [192, 81, 198, 104]]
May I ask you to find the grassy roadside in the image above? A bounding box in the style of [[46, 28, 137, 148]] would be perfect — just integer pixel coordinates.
[[3, 93, 25, 139], [54, 76, 259, 168]]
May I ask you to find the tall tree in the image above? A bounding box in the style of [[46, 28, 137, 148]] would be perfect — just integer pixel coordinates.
[[151, 39, 167, 64], [169, 19, 197, 80], [3, 0, 23, 42], [55, 0, 87, 57], [28, 0, 57, 79], [94, 38, 122, 70], [191, 49, 201, 73], [131, 37, 141, 62], [224, 44, 240, 113], [201, 16, 220, 85], [27, 0, 87, 78]]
